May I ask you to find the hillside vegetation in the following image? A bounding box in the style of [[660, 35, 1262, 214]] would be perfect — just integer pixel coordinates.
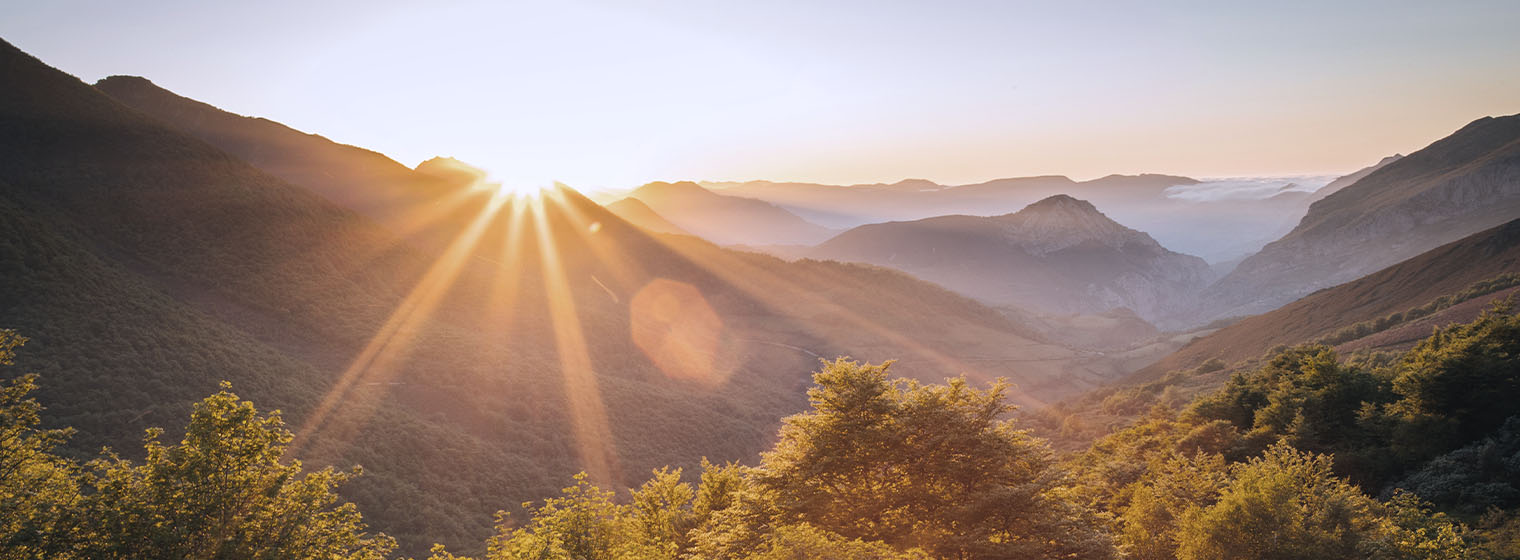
[[3, 309, 1517, 558]]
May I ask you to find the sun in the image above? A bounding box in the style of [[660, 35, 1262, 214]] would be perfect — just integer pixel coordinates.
[[475, 170, 557, 198], [481, 181, 549, 197]]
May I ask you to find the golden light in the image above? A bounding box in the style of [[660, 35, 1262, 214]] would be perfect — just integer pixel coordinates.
[[630, 278, 727, 386], [479, 181, 550, 197], [528, 193, 621, 485]]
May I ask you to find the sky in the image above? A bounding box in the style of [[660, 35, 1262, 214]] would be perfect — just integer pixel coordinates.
[[3, 0, 1518, 191]]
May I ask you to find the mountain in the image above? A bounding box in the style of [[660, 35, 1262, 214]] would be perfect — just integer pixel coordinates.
[[626, 181, 836, 246], [1137, 217, 1520, 382], [604, 197, 688, 235], [93, 75, 455, 225], [0, 38, 1129, 554], [1307, 153, 1403, 203], [807, 195, 1214, 327], [1200, 114, 1520, 321], [707, 173, 1326, 262]]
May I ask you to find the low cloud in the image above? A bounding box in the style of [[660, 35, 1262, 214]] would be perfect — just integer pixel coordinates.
[[1163, 176, 1336, 202]]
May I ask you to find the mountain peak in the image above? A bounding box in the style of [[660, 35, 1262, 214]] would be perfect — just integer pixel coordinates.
[[95, 75, 158, 90], [631, 180, 713, 199], [998, 195, 1161, 256], [1021, 193, 1097, 212], [885, 178, 941, 191], [414, 156, 486, 188]]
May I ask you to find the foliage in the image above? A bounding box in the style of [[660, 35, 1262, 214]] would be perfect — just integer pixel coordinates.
[[1386, 303, 1520, 457], [0, 338, 392, 560], [1174, 443, 1479, 560], [0, 355, 78, 558], [752, 358, 1114, 560], [484, 472, 660, 560], [8, 308, 1520, 558], [1317, 273, 1520, 346], [65, 384, 395, 559], [1116, 452, 1229, 560], [739, 523, 929, 560], [1175, 443, 1379, 559]]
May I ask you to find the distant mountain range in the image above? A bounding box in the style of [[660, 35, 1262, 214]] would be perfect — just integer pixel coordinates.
[[1199, 114, 1520, 321], [808, 194, 1215, 327], [619, 181, 836, 246], [703, 172, 1348, 263]]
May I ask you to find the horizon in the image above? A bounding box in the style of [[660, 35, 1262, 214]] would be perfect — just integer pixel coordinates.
[[3, 1, 1518, 190]]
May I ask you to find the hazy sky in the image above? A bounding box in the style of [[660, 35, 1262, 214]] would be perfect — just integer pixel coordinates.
[[4, 0, 1518, 190]]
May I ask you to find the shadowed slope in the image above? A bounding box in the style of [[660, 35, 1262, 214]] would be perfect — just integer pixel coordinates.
[[1136, 218, 1520, 381], [1200, 114, 1520, 321]]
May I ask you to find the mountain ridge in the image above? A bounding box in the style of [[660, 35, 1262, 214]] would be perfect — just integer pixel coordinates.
[[808, 194, 1214, 326], [1199, 113, 1520, 321]]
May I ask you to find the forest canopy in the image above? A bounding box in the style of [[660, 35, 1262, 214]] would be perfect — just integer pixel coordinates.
[[2, 309, 1518, 558]]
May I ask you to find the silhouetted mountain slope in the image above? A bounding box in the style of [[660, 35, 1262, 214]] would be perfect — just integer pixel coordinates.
[[1138, 217, 1520, 381], [627, 181, 835, 246], [808, 195, 1214, 327], [605, 197, 688, 235], [0, 38, 1122, 555], [93, 75, 457, 224], [1201, 114, 1520, 321]]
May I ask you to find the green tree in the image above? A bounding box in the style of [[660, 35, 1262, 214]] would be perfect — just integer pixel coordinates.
[[628, 467, 696, 557], [0, 329, 81, 558], [1176, 442, 1376, 560], [69, 383, 394, 559], [739, 523, 929, 560], [486, 472, 664, 560], [1388, 304, 1520, 458], [1357, 491, 1480, 560], [753, 359, 1113, 559], [1116, 452, 1229, 560]]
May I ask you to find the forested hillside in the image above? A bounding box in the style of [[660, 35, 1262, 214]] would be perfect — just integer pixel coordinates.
[[3, 305, 1517, 558]]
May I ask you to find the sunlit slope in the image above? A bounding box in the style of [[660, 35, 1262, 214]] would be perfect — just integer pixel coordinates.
[[625, 181, 836, 246], [1200, 114, 1520, 321], [0, 37, 1114, 554], [1135, 217, 1520, 382], [605, 197, 689, 235]]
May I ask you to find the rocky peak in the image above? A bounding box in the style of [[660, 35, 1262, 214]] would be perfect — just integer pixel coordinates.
[[997, 195, 1155, 256]]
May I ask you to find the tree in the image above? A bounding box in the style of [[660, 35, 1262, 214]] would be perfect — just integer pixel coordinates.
[[739, 523, 928, 560], [1176, 442, 1377, 560], [1174, 442, 1478, 560], [1389, 304, 1520, 457], [752, 359, 1113, 559], [69, 383, 395, 559], [628, 467, 695, 556], [1117, 452, 1229, 560], [486, 472, 664, 560], [0, 329, 80, 558]]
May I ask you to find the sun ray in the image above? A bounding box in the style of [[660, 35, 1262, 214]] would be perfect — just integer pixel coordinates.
[[529, 194, 621, 485], [620, 227, 1047, 407], [290, 189, 513, 454], [475, 197, 533, 340]]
